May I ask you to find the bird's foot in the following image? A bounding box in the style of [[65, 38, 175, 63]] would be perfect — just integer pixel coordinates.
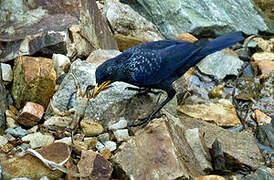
[[126, 87, 163, 95], [129, 113, 165, 127]]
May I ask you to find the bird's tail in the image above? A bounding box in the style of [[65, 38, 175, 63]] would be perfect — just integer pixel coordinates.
[[196, 31, 244, 59]]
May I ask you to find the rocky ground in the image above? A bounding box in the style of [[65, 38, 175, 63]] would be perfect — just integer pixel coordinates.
[[0, 0, 273, 180]]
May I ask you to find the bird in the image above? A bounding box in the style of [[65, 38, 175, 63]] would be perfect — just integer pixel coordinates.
[[93, 31, 244, 127]]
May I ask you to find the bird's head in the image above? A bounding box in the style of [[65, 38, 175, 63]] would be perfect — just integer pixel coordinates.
[[93, 59, 117, 98]]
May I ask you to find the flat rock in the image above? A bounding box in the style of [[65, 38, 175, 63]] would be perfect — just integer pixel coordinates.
[[124, 0, 272, 38], [197, 49, 243, 80], [178, 97, 241, 127], [17, 102, 44, 127], [104, 0, 163, 41], [1, 154, 63, 179], [77, 150, 113, 180], [11, 56, 56, 109], [80, 119, 104, 136], [22, 132, 54, 149], [179, 113, 265, 170]]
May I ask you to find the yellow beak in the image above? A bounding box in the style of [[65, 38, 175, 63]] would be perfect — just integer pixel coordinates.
[[92, 80, 111, 98]]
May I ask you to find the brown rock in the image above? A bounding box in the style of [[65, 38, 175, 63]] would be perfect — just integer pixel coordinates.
[[178, 98, 241, 127], [194, 175, 225, 180], [17, 102, 44, 127], [252, 37, 273, 52], [65, 158, 79, 180], [80, 120, 104, 136], [251, 59, 274, 78], [253, 109, 272, 126], [114, 34, 147, 51], [77, 150, 113, 180], [12, 56, 56, 108], [252, 52, 274, 61], [100, 149, 111, 160], [175, 33, 198, 42], [36, 142, 71, 164], [1, 154, 63, 179]]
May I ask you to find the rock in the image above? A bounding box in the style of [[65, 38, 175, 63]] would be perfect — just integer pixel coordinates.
[[80, 0, 118, 50], [197, 49, 243, 80], [256, 122, 274, 150], [22, 132, 54, 149], [104, 141, 117, 152], [98, 133, 110, 143], [80, 120, 104, 136], [5, 110, 18, 128], [178, 97, 241, 127], [185, 128, 212, 172], [27, 125, 38, 134], [101, 149, 112, 160], [0, 136, 8, 146], [112, 118, 200, 179], [253, 0, 274, 19], [108, 117, 128, 130], [252, 37, 273, 52], [113, 129, 130, 142], [16, 102, 44, 127], [0, 63, 13, 82], [83, 137, 98, 149], [175, 33, 198, 42], [52, 54, 70, 78], [208, 85, 223, 99], [46, 59, 174, 128], [180, 114, 265, 170], [243, 166, 274, 180], [77, 150, 113, 179], [123, 0, 272, 39], [43, 116, 72, 130], [103, 0, 163, 41], [12, 56, 56, 109], [194, 175, 225, 180], [36, 142, 71, 164], [1, 154, 63, 179], [211, 139, 225, 171], [252, 52, 274, 61], [86, 49, 121, 64], [55, 137, 72, 145], [95, 141, 105, 152], [64, 158, 78, 180], [251, 59, 274, 78], [5, 127, 28, 137], [253, 110, 272, 126], [235, 48, 251, 61], [72, 140, 89, 154], [114, 34, 147, 51]]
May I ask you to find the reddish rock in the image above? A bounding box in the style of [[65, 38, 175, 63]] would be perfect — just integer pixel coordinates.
[[253, 109, 272, 126], [77, 150, 113, 180], [17, 102, 44, 127], [12, 56, 56, 108], [175, 33, 198, 42]]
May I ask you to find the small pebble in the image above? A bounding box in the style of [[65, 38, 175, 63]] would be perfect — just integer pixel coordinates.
[[1, 63, 13, 82], [96, 141, 105, 152], [104, 141, 117, 152], [108, 117, 127, 130], [5, 127, 28, 137], [98, 133, 110, 143], [114, 129, 130, 142]]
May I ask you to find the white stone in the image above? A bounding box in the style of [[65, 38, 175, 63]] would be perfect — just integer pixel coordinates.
[[55, 137, 72, 145], [95, 141, 105, 152], [114, 129, 130, 142], [52, 54, 70, 77], [22, 132, 54, 149], [1, 63, 13, 82], [108, 117, 127, 130], [104, 141, 117, 152]]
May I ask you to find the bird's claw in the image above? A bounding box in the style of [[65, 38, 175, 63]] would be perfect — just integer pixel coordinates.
[[128, 113, 165, 127]]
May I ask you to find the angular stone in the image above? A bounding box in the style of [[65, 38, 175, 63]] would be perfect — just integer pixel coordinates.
[[104, 0, 163, 41], [100, 149, 112, 160], [185, 128, 212, 172], [103, 141, 117, 152], [1, 63, 13, 82], [1, 154, 63, 179], [0, 136, 8, 146], [36, 142, 71, 164], [96, 141, 105, 152], [77, 150, 113, 180], [17, 102, 44, 127], [80, 120, 104, 136], [113, 129, 130, 142], [197, 49, 243, 80], [194, 175, 225, 180], [22, 132, 54, 149], [253, 110, 272, 126], [108, 118, 128, 130], [80, 0, 118, 50], [124, 0, 271, 38], [98, 133, 110, 143], [43, 116, 72, 130], [5, 127, 28, 138], [178, 98, 241, 127], [52, 54, 70, 78], [114, 34, 147, 51], [251, 59, 274, 78], [175, 33, 198, 42], [12, 56, 56, 108]]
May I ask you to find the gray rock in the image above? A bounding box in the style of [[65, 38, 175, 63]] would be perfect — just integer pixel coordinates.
[[98, 133, 110, 143], [184, 128, 212, 172], [104, 141, 117, 152], [103, 0, 163, 41], [243, 166, 274, 180], [0, 63, 13, 82], [108, 117, 128, 130], [113, 129, 130, 142], [21, 132, 54, 149], [5, 127, 28, 137], [124, 0, 271, 38], [197, 50, 244, 80]]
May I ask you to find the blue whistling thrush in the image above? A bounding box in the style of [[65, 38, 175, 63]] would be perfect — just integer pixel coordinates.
[[93, 31, 244, 127]]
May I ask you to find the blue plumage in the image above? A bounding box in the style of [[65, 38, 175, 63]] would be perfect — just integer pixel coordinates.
[[95, 31, 244, 126]]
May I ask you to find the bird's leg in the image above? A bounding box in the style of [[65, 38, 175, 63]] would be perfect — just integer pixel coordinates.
[[130, 89, 176, 127], [126, 87, 163, 95]]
